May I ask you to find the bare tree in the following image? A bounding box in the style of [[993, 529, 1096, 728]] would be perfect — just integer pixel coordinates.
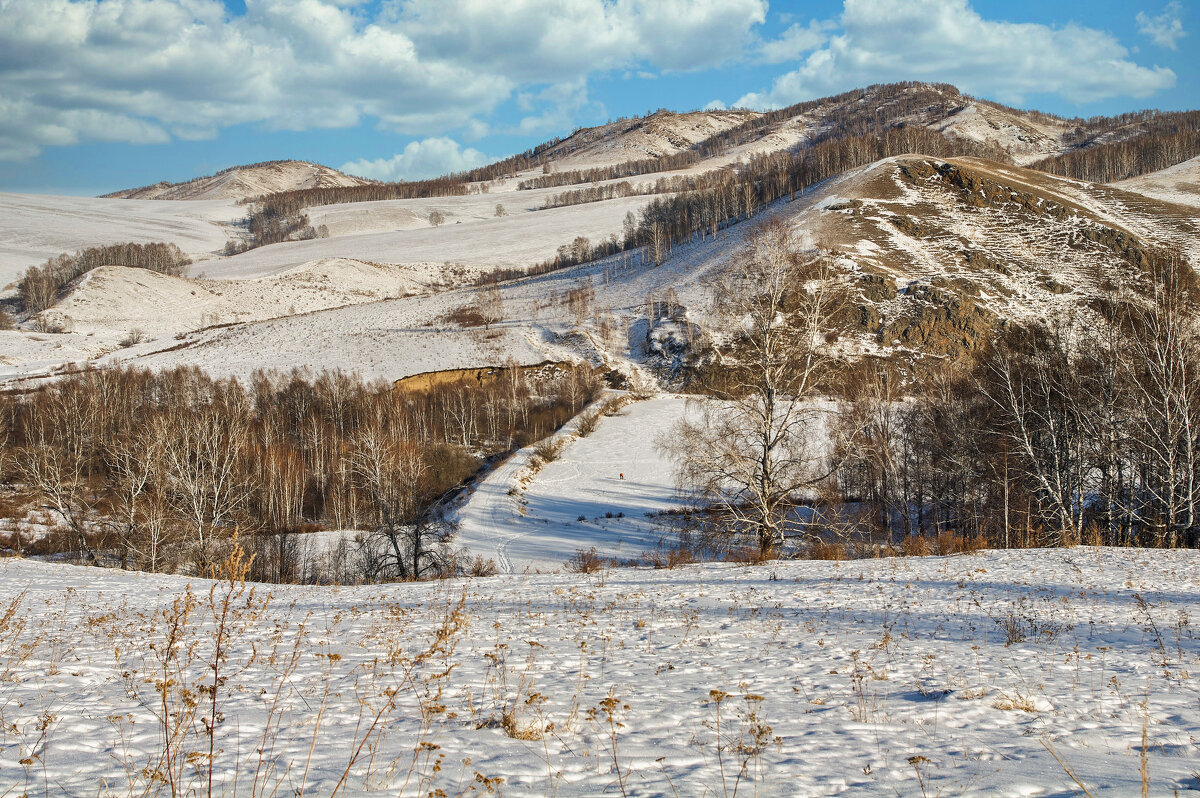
[[479, 283, 504, 329], [662, 219, 847, 555], [16, 379, 108, 561], [428, 210, 446, 227]]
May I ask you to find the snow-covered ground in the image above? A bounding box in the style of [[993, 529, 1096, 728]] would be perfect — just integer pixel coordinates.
[[195, 192, 655, 281], [454, 396, 697, 572], [0, 192, 240, 287], [1112, 155, 1200, 209], [1, 547, 1196, 796]]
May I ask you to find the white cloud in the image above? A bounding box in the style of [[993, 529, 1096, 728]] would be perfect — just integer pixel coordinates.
[[758, 20, 832, 63], [398, 0, 767, 79], [1137, 2, 1187, 50], [340, 137, 493, 180], [0, 0, 770, 161], [735, 0, 1176, 109]]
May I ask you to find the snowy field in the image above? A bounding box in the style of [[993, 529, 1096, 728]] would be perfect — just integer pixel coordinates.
[[0, 192, 240, 287], [0, 547, 1197, 796]]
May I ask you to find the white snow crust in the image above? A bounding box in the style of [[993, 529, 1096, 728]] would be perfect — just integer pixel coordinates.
[[1, 547, 1197, 795]]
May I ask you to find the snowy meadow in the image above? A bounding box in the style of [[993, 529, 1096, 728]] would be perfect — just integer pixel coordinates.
[[1, 546, 1197, 796]]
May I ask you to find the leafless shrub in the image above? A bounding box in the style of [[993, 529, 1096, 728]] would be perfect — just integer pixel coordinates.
[[565, 546, 607, 573], [119, 328, 146, 348], [531, 438, 564, 464], [576, 411, 600, 437]]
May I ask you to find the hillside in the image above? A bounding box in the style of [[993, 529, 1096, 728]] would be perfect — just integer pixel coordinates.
[[38, 259, 431, 338], [2, 82, 1198, 390], [794, 154, 1200, 358], [3, 149, 1195, 389], [538, 109, 762, 166], [1111, 154, 1200, 208], [0, 192, 240, 288], [103, 159, 372, 201]]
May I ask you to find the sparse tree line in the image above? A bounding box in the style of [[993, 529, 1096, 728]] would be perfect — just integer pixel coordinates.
[[1031, 114, 1200, 184], [232, 176, 469, 251], [517, 151, 703, 191], [0, 364, 601, 581], [830, 248, 1200, 551], [16, 242, 191, 313]]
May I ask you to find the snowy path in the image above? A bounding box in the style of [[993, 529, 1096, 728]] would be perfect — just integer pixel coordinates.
[[454, 395, 697, 571]]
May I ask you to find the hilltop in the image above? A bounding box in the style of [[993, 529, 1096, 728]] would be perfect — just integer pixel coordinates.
[[102, 159, 372, 201]]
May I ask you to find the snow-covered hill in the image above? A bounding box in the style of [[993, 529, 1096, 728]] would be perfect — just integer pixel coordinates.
[[539, 109, 761, 167], [103, 159, 372, 201], [1111, 155, 1200, 208], [40, 259, 430, 338], [0, 192, 240, 288], [1, 547, 1197, 796]]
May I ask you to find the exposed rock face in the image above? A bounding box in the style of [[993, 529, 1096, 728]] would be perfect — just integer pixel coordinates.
[[879, 282, 996, 357]]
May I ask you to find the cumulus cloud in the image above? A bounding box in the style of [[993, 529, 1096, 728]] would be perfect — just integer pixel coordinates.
[[397, 0, 767, 79], [0, 0, 769, 161], [340, 137, 493, 181], [1137, 2, 1187, 50], [758, 20, 831, 63], [735, 0, 1176, 109]]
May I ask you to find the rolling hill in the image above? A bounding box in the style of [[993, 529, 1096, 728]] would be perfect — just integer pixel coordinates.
[[102, 159, 372, 201], [1, 82, 1197, 388]]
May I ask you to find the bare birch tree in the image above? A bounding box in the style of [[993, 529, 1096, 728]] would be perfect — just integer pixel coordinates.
[[662, 219, 847, 555]]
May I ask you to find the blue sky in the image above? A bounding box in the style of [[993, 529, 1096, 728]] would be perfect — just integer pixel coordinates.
[[0, 0, 1194, 195]]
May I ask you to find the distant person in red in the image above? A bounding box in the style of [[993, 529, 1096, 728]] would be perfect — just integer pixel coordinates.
[[619, 473, 624, 480]]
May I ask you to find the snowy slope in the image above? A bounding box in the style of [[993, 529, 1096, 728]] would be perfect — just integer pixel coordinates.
[[933, 102, 1069, 165], [104, 160, 371, 201], [539, 109, 760, 167], [0, 192, 241, 288], [42, 259, 430, 337], [196, 192, 654, 281], [1111, 155, 1200, 209], [454, 396, 698, 572], [0, 547, 1197, 796]]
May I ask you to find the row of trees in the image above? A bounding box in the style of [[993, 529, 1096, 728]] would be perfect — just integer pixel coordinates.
[[0, 363, 602, 580], [1031, 112, 1200, 184], [17, 242, 192, 312], [236, 176, 469, 250], [517, 150, 702, 191]]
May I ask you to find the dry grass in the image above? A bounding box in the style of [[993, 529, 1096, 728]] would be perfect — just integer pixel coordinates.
[[565, 546, 608, 574]]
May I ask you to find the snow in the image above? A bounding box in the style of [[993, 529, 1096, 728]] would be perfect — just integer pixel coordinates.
[[0, 192, 240, 288], [194, 193, 655, 282], [1111, 155, 1200, 209], [1, 547, 1197, 796], [454, 395, 698, 572], [43, 259, 430, 338], [539, 110, 760, 168], [933, 103, 1068, 166]]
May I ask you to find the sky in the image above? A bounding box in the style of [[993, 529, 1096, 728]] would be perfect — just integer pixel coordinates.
[[0, 0, 1194, 195]]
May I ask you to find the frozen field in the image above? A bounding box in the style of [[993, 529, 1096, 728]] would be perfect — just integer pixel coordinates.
[[0, 547, 1197, 796]]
